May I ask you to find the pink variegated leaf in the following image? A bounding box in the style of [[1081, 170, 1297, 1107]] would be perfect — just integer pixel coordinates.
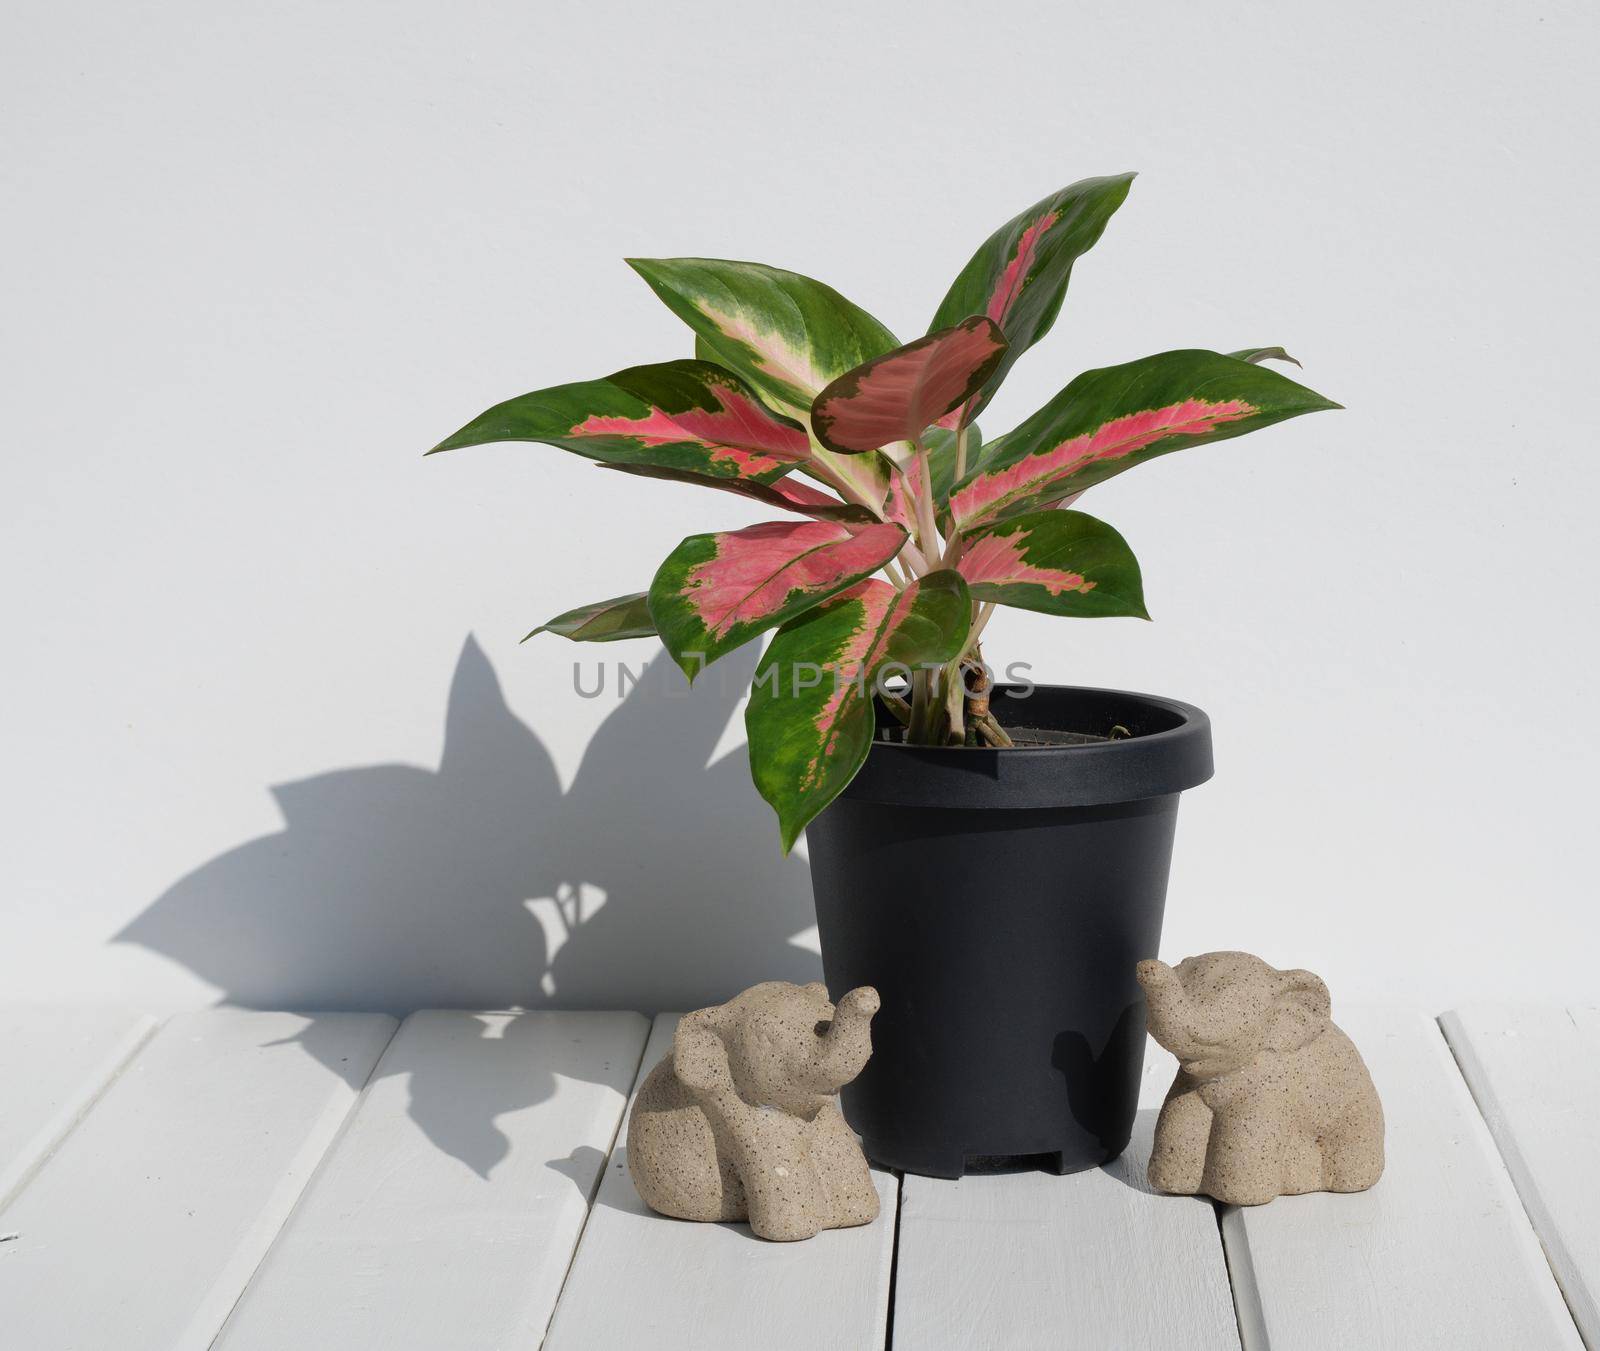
[[746, 570, 971, 850], [811, 318, 1008, 453], [949, 349, 1340, 529], [602, 463, 875, 523], [649, 520, 908, 677], [810, 443, 894, 517], [629, 257, 899, 415], [428, 359, 809, 484], [685, 330, 895, 514], [930, 174, 1135, 419], [957, 510, 1147, 619]]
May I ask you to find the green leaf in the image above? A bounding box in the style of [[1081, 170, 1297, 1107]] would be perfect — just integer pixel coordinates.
[[524, 592, 656, 642], [649, 519, 908, 678], [949, 349, 1341, 528], [627, 257, 899, 415], [929, 173, 1135, 418], [958, 510, 1147, 618], [428, 359, 808, 484], [745, 571, 971, 851]]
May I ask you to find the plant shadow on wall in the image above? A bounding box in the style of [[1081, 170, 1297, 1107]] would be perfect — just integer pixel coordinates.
[[115, 635, 820, 1175]]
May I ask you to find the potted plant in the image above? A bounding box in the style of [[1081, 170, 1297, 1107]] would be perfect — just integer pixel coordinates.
[[428, 172, 1338, 1177]]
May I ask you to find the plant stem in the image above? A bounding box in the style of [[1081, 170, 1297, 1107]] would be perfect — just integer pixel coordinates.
[[939, 660, 966, 744], [973, 711, 1014, 748], [954, 422, 969, 484], [965, 600, 995, 654], [896, 539, 931, 576], [911, 440, 941, 569], [961, 653, 1013, 748]]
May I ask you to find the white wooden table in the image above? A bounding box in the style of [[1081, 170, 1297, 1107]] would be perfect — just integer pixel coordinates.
[[0, 1005, 1593, 1350]]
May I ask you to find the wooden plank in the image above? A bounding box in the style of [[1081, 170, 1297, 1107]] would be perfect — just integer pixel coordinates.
[[214, 1010, 648, 1351], [543, 1014, 899, 1351], [0, 1009, 396, 1351], [1440, 1004, 1600, 1344], [0, 1005, 160, 1206], [1222, 1008, 1583, 1351], [892, 1046, 1240, 1351]]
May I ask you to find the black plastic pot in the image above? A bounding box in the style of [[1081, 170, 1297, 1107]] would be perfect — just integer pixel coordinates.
[[806, 684, 1212, 1179]]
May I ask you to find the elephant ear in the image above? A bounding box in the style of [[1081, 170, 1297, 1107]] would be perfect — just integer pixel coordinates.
[[672, 1011, 733, 1095], [1265, 970, 1332, 1052]]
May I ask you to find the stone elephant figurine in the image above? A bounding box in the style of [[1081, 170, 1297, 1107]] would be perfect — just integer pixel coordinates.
[[627, 980, 881, 1241], [1137, 953, 1384, 1206]]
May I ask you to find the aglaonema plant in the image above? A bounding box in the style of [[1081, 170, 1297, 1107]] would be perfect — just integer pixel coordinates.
[[429, 173, 1339, 850]]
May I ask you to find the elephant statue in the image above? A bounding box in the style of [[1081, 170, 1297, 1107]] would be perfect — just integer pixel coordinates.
[[1137, 952, 1384, 1206], [627, 980, 881, 1241]]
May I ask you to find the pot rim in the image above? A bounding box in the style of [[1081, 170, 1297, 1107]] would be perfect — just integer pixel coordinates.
[[843, 683, 1213, 810]]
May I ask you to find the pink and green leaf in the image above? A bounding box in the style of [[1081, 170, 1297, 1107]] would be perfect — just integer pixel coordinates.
[[428, 359, 810, 483], [602, 463, 875, 523], [948, 349, 1340, 528], [811, 318, 1008, 453], [649, 520, 908, 677], [745, 570, 971, 850], [957, 510, 1147, 619], [929, 174, 1135, 419], [524, 592, 656, 643], [810, 443, 894, 516], [628, 257, 899, 416]]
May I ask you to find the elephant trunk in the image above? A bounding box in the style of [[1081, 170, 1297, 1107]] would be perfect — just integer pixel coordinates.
[[1136, 959, 1189, 1050], [810, 986, 880, 1090]]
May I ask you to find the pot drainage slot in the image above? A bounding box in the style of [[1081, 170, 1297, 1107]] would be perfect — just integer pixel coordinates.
[[963, 1151, 1063, 1175]]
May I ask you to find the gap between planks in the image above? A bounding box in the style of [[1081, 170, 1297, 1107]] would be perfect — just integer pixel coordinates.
[[212, 1010, 648, 1351], [1438, 1005, 1600, 1346], [0, 1006, 164, 1210], [0, 1009, 399, 1351]]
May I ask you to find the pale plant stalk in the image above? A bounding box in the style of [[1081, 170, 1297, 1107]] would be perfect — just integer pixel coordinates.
[[911, 440, 941, 576], [966, 600, 996, 654], [938, 657, 966, 744]]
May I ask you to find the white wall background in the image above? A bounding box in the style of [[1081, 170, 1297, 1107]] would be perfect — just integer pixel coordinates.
[[3, 0, 1595, 1016]]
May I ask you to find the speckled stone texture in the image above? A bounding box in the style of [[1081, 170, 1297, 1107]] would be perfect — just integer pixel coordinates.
[[628, 981, 881, 1242], [1138, 952, 1384, 1206]]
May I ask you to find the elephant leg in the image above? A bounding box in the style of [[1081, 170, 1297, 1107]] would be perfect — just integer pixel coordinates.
[[1148, 1088, 1212, 1194], [705, 1108, 829, 1242], [739, 1151, 829, 1242], [629, 1098, 746, 1222], [1320, 1100, 1386, 1192], [808, 1102, 879, 1228], [1203, 1111, 1288, 1206], [1278, 1131, 1325, 1196]]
